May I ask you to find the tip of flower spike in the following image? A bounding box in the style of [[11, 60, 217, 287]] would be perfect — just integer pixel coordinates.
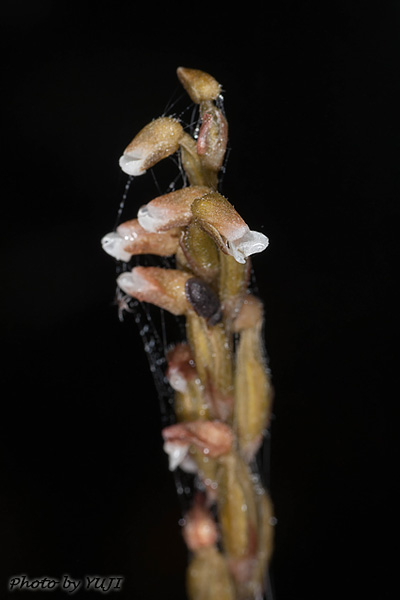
[[229, 229, 269, 264], [101, 232, 132, 262], [119, 153, 147, 176], [177, 67, 221, 104]]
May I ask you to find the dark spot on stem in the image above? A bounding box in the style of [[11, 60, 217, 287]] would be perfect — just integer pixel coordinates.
[[185, 277, 222, 325]]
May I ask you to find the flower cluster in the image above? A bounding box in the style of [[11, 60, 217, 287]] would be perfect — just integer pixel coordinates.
[[102, 68, 275, 600]]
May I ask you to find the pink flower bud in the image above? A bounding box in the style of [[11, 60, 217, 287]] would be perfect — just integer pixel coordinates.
[[166, 343, 197, 393], [182, 493, 218, 551], [196, 107, 228, 172]]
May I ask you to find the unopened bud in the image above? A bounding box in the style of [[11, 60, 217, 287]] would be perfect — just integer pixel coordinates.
[[196, 106, 228, 172], [233, 296, 274, 462], [232, 295, 264, 332], [166, 344, 212, 423], [185, 313, 234, 421], [186, 546, 236, 600], [182, 493, 218, 551], [177, 67, 222, 104], [166, 343, 197, 394], [216, 453, 258, 563]]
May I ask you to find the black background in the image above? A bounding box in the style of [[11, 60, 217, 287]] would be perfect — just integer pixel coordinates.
[[1, 1, 397, 599]]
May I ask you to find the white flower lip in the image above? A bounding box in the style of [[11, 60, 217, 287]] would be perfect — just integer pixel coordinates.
[[163, 441, 197, 473], [101, 232, 132, 262], [228, 229, 269, 264], [119, 153, 147, 176], [137, 204, 165, 233], [116, 269, 151, 296]]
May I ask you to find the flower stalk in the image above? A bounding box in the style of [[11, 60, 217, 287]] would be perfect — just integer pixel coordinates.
[[102, 67, 275, 600]]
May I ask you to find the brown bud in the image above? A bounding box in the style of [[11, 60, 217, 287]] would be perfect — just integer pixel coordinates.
[[232, 295, 264, 333], [216, 452, 258, 563], [196, 106, 228, 172], [166, 343, 211, 422], [185, 313, 234, 421], [166, 343, 197, 392], [233, 296, 274, 462], [177, 67, 221, 104]]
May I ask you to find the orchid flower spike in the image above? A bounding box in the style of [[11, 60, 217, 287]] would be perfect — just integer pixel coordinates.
[[119, 116, 184, 176]]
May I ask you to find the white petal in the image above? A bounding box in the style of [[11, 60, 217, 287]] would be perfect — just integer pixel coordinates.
[[137, 204, 165, 232], [116, 270, 146, 296], [101, 232, 132, 262], [229, 229, 269, 263], [119, 154, 147, 176], [163, 441, 189, 471]]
